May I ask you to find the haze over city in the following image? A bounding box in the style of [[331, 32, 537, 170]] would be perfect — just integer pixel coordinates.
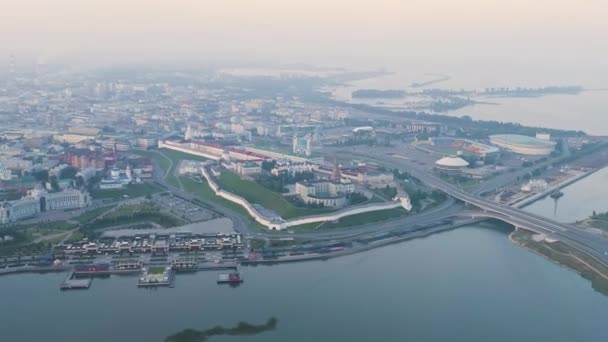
[[3, 0, 608, 71], [2, 1, 608, 342]]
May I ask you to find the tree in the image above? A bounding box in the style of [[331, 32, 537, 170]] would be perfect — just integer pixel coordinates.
[[261, 160, 277, 172], [75, 176, 85, 188], [50, 176, 60, 191], [33, 169, 49, 183], [60, 166, 78, 179]]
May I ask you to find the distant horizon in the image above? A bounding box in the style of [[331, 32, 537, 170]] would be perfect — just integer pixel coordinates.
[[2, 0, 606, 72]]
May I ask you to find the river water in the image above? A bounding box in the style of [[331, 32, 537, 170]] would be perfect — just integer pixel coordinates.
[[3, 165, 608, 342], [2, 167, 608, 342], [524, 166, 608, 223], [333, 67, 608, 135], [2, 224, 608, 342]]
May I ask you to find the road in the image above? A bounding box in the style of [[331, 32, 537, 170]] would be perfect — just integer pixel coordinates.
[[335, 147, 608, 266]]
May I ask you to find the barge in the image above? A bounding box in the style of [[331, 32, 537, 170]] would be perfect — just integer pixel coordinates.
[[217, 272, 243, 284]]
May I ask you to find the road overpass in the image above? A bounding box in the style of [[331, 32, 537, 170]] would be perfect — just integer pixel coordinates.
[[330, 148, 608, 266], [407, 167, 608, 266]]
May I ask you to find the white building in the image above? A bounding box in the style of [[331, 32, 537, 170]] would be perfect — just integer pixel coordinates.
[[536, 133, 551, 141], [44, 189, 91, 210], [0, 185, 90, 224], [354, 171, 394, 189], [295, 179, 354, 207], [521, 179, 548, 192], [0, 198, 39, 224], [99, 167, 133, 189], [0, 163, 13, 181], [178, 160, 204, 175], [271, 161, 316, 176], [235, 161, 262, 176]]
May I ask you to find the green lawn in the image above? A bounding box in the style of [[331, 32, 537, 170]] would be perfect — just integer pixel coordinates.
[[217, 171, 336, 219], [91, 183, 163, 200], [133, 148, 208, 189], [132, 150, 172, 175], [74, 206, 116, 224], [160, 148, 208, 188], [147, 266, 166, 274], [178, 176, 268, 232], [16, 220, 77, 231], [85, 203, 186, 229], [457, 179, 480, 192]]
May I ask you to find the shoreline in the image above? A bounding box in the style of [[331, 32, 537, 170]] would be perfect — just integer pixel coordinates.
[[509, 229, 608, 296], [0, 219, 477, 277]]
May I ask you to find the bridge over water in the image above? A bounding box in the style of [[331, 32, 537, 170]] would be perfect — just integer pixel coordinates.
[[415, 171, 608, 266]]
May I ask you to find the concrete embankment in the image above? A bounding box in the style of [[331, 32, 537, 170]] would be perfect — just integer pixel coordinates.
[[243, 219, 479, 266], [0, 265, 71, 276], [514, 168, 603, 208]]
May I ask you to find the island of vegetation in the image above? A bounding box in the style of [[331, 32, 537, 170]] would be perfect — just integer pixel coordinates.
[[480, 86, 583, 97], [165, 317, 278, 342], [351, 89, 406, 99], [410, 73, 451, 88]]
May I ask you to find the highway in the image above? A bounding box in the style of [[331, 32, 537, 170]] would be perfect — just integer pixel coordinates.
[[336, 147, 608, 266]]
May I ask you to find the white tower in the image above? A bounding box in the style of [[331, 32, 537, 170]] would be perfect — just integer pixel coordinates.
[[125, 165, 132, 181], [185, 123, 193, 140]]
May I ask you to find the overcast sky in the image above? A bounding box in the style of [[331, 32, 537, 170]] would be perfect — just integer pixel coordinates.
[[2, 0, 607, 69]]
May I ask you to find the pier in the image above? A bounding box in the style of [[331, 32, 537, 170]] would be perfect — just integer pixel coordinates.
[[137, 266, 173, 287], [60, 272, 93, 290]]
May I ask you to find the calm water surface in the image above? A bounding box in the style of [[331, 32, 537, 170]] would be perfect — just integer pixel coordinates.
[[525, 166, 608, 222], [336, 68, 608, 134], [2, 223, 608, 342]]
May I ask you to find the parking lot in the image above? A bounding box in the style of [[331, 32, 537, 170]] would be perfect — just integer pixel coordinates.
[[153, 193, 216, 222]]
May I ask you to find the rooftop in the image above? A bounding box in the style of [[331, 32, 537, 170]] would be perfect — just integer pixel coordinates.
[[435, 156, 469, 167], [490, 134, 556, 148]]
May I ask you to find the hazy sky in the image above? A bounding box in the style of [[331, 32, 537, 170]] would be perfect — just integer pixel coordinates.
[[2, 0, 607, 70]]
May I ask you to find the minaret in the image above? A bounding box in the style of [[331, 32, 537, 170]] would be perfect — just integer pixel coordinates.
[[185, 123, 193, 140], [331, 157, 342, 181], [9, 53, 15, 78], [305, 134, 312, 156], [125, 165, 132, 180], [8, 52, 16, 86]]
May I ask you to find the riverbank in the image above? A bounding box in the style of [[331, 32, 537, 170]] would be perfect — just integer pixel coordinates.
[[0, 218, 474, 278], [510, 229, 608, 296]]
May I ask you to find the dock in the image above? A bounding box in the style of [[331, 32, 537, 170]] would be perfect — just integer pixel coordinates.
[[137, 266, 173, 287], [60, 272, 93, 290]]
